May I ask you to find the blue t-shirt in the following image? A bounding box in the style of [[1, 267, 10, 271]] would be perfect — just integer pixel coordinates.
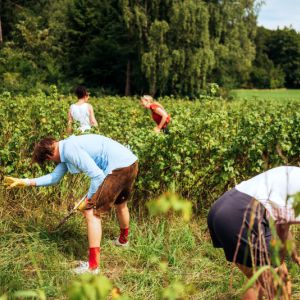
[[34, 134, 138, 199]]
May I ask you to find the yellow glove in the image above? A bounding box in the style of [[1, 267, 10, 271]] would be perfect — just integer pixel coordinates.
[[77, 197, 89, 211], [3, 176, 30, 188]]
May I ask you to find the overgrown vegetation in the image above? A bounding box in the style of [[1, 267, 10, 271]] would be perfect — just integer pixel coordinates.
[[2, 92, 300, 208], [0, 93, 300, 298], [0, 186, 248, 299], [0, 188, 299, 299]]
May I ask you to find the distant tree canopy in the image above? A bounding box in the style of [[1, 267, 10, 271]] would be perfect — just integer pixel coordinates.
[[0, 0, 299, 95], [250, 26, 300, 89]]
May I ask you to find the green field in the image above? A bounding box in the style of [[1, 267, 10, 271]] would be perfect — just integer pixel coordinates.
[[233, 89, 300, 102], [1, 92, 300, 299]]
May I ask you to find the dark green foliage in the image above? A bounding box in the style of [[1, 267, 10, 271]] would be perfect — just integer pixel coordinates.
[[64, 0, 131, 92], [250, 27, 300, 89], [0, 4, 66, 94], [267, 28, 300, 88], [0, 0, 261, 95], [207, 0, 258, 88], [1, 0, 300, 93]]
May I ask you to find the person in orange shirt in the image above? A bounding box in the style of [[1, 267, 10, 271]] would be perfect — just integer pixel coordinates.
[[140, 95, 171, 134]]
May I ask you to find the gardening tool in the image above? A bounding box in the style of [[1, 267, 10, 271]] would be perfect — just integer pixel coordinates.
[[54, 194, 87, 231]]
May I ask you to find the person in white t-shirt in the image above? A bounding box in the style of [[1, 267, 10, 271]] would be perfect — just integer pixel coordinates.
[[67, 86, 98, 134], [208, 166, 300, 300]]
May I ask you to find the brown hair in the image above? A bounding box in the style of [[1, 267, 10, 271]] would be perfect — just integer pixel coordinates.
[[75, 86, 88, 99], [32, 137, 57, 165]]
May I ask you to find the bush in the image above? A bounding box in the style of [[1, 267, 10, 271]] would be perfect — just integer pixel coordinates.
[[1, 95, 300, 210]]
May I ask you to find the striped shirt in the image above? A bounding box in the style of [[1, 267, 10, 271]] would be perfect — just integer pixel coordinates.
[[235, 166, 300, 224]]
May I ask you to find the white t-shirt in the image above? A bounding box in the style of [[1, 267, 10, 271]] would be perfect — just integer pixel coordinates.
[[70, 103, 91, 132], [235, 166, 300, 224]]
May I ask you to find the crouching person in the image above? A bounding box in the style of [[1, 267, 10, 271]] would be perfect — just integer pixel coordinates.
[[207, 166, 300, 299], [4, 134, 138, 274]]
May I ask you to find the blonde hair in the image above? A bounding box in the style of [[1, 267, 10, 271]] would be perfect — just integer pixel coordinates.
[[142, 95, 154, 102], [142, 95, 163, 108]]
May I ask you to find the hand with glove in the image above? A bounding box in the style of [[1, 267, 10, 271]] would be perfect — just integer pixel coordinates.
[[54, 194, 88, 231], [77, 197, 89, 212], [4, 176, 31, 188]]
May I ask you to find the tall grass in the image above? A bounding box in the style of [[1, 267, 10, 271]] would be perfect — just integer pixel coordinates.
[[0, 186, 244, 299], [1, 186, 299, 299]]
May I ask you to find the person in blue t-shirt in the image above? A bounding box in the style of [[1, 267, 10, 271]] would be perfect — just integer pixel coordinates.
[[4, 134, 138, 274]]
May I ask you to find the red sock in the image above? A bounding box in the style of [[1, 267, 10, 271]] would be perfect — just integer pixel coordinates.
[[119, 228, 129, 244], [88, 247, 100, 270]]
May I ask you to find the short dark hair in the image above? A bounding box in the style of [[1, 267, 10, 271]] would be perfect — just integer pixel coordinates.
[[32, 137, 57, 165], [75, 86, 88, 99]]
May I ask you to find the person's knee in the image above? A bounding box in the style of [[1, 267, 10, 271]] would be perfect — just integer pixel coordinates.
[[84, 209, 100, 221], [242, 288, 258, 300], [116, 202, 128, 212], [236, 263, 254, 279]]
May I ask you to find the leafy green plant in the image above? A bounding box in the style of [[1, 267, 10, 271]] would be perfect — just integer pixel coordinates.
[[2, 95, 300, 210], [147, 192, 192, 222], [13, 290, 46, 300], [68, 274, 119, 300]]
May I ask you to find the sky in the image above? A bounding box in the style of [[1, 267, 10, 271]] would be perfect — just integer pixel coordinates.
[[257, 0, 300, 31]]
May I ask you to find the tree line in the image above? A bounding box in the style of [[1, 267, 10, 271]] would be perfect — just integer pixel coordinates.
[[0, 0, 299, 96]]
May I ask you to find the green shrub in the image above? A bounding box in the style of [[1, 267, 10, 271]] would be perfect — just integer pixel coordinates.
[[1, 95, 300, 210]]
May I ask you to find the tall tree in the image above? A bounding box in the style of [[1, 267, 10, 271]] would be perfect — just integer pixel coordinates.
[[122, 0, 213, 96], [0, 16, 3, 44], [206, 0, 259, 88], [267, 28, 300, 88], [168, 0, 213, 96], [0, 1, 66, 93], [142, 20, 171, 95], [250, 27, 285, 88], [64, 0, 138, 93]]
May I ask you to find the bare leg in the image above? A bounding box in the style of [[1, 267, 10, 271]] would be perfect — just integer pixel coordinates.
[[115, 201, 130, 229], [236, 262, 291, 300], [84, 209, 102, 247], [277, 263, 291, 300], [241, 289, 258, 300], [236, 263, 262, 300]]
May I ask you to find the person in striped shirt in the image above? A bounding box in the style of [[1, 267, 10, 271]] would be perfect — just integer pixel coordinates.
[[208, 166, 300, 299]]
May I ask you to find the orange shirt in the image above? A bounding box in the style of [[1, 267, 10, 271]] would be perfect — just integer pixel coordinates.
[[149, 103, 171, 128]]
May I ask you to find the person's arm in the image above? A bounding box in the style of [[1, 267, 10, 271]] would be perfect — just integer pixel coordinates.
[[64, 143, 105, 199], [33, 163, 68, 186], [276, 223, 299, 266], [153, 107, 168, 131], [67, 108, 73, 134], [88, 104, 98, 127], [287, 230, 300, 266], [276, 223, 290, 263], [4, 163, 68, 188]]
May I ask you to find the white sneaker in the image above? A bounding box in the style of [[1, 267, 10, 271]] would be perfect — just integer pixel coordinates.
[[114, 238, 129, 247], [73, 261, 100, 275]]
